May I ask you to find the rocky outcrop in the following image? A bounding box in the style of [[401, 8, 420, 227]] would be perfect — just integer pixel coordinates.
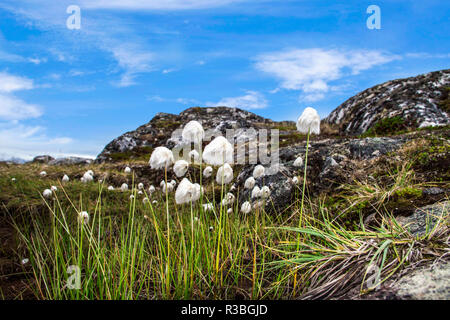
[[32, 155, 55, 163], [96, 107, 296, 162], [325, 69, 450, 135], [47, 157, 93, 166]]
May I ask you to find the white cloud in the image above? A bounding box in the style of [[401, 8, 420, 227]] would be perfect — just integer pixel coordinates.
[[0, 94, 42, 121], [80, 0, 247, 10], [111, 45, 154, 87], [255, 48, 400, 101], [207, 90, 268, 110], [0, 122, 97, 161], [0, 72, 34, 92]]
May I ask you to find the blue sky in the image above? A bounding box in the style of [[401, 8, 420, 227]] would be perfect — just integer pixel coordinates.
[[0, 0, 448, 160]]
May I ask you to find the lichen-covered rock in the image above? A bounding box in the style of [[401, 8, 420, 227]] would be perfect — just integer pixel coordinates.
[[325, 69, 450, 135], [32, 155, 55, 163], [47, 157, 93, 166]]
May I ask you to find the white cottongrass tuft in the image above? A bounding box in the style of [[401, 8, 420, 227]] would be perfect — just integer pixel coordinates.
[[292, 177, 299, 185], [244, 177, 256, 189], [189, 149, 200, 163], [170, 180, 177, 187], [108, 186, 114, 191], [293, 156, 303, 167], [174, 160, 189, 177], [175, 178, 200, 204], [241, 201, 252, 214], [149, 147, 174, 170], [78, 211, 90, 225], [251, 186, 261, 199], [124, 166, 131, 173], [216, 163, 233, 185], [40, 171, 47, 177], [130, 195, 135, 200], [138, 190, 143, 195], [203, 203, 214, 212], [203, 166, 213, 178], [260, 186, 271, 198], [149, 185, 156, 194], [222, 193, 235, 206], [202, 136, 233, 165], [11, 178, 16, 182], [82, 172, 94, 183], [296, 107, 320, 135], [152, 200, 157, 204], [161, 181, 174, 193], [182, 120, 205, 145], [143, 197, 149, 204], [227, 208, 233, 214], [62, 174, 70, 182], [43, 189, 52, 199], [86, 170, 94, 176], [51, 186, 58, 192], [120, 183, 129, 192], [138, 182, 144, 190], [253, 165, 265, 179]]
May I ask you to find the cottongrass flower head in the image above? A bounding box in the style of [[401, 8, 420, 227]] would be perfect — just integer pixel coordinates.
[[78, 211, 89, 225], [149, 185, 156, 194], [62, 174, 70, 182], [149, 146, 174, 170], [260, 186, 271, 198], [253, 165, 265, 179], [138, 182, 144, 190], [241, 201, 252, 214], [11, 178, 16, 182], [251, 186, 261, 199], [108, 186, 114, 191], [51, 186, 58, 192], [296, 107, 320, 135], [227, 208, 233, 214], [130, 195, 135, 200], [124, 166, 131, 173], [152, 200, 157, 205], [43, 189, 52, 199], [244, 177, 256, 189], [86, 170, 94, 176], [40, 171, 47, 177], [170, 180, 177, 187], [174, 160, 189, 177], [82, 171, 94, 183], [138, 190, 143, 195], [222, 193, 235, 206], [189, 150, 200, 163], [161, 181, 174, 193], [203, 166, 213, 178], [202, 136, 233, 165], [120, 183, 129, 192], [143, 197, 149, 204], [293, 156, 303, 167], [216, 163, 233, 185], [292, 176, 299, 185], [182, 120, 205, 145], [175, 178, 200, 204], [203, 203, 214, 212]]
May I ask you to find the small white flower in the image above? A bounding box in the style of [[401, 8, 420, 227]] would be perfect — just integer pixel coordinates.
[[296, 107, 320, 135], [82, 172, 94, 183], [189, 149, 200, 163], [138, 190, 143, 195], [149, 185, 156, 194], [120, 183, 129, 192], [174, 160, 189, 177], [86, 170, 94, 176], [43, 189, 52, 198], [21, 258, 29, 265], [222, 193, 235, 206], [161, 181, 174, 193], [293, 157, 303, 167], [143, 197, 149, 204], [130, 195, 135, 200], [78, 211, 90, 225], [40, 171, 47, 177], [11, 177, 16, 182], [230, 184, 236, 192], [260, 186, 271, 198], [124, 166, 131, 173], [152, 200, 158, 204], [227, 208, 233, 214], [149, 147, 174, 170], [216, 163, 233, 185], [108, 186, 115, 191], [138, 182, 144, 190], [182, 120, 205, 145], [203, 166, 213, 178], [51, 186, 58, 192], [203, 203, 214, 212], [209, 226, 214, 231], [251, 186, 261, 199], [244, 177, 256, 189], [175, 178, 200, 204], [292, 177, 299, 185], [253, 165, 265, 179], [202, 136, 233, 165], [241, 201, 252, 214]]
